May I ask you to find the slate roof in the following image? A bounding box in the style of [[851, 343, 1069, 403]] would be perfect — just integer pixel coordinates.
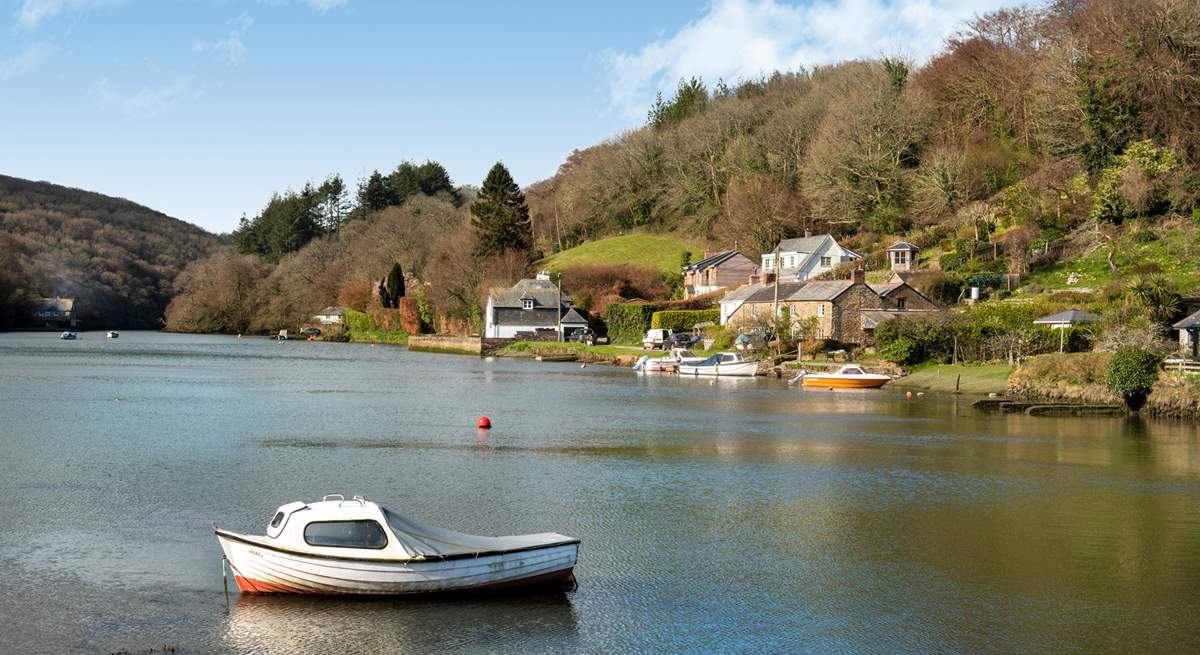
[[774, 235, 829, 253], [861, 309, 940, 329], [489, 278, 569, 309], [870, 282, 904, 296], [560, 307, 588, 324], [1033, 309, 1102, 325], [721, 284, 766, 304], [746, 282, 808, 303], [886, 241, 920, 252], [316, 306, 346, 317], [1173, 309, 1200, 329], [684, 250, 744, 273], [786, 280, 855, 301]]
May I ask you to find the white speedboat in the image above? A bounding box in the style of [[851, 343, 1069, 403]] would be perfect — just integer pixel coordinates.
[[106, 330, 119, 339], [59, 331, 77, 340], [677, 351, 760, 377], [215, 495, 579, 595], [641, 348, 706, 373], [800, 364, 892, 389]]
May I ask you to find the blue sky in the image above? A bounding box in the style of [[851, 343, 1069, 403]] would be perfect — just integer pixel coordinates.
[[0, 0, 1010, 233]]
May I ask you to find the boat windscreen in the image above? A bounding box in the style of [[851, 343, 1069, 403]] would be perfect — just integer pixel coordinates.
[[381, 508, 571, 558]]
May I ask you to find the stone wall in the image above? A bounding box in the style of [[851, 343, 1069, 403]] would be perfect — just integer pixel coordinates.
[[831, 285, 884, 345], [408, 335, 482, 356]]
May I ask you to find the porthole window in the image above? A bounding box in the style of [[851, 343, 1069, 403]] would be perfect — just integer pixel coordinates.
[[303, 520, 388, 549], [269, 512, 285, 528]]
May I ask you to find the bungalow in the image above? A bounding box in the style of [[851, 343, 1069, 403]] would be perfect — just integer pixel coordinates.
[[683, 250, 757, 298], [760, 233, 861, 281], [31, 297, 76, 328], [725, 269, 937, 346], [313, 306, 347, 325], [484, 271, 588, 340]]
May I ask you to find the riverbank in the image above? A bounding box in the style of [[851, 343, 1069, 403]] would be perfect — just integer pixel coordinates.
[[887, 363, 1012, 394], [492, 340, 643, 365], [1007, 352, 1200, 419]]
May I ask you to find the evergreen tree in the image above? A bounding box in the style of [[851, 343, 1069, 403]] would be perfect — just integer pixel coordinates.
[[386, 262, 404, 305], [470, 162, 532, 257], [358, 171, 392, 213], [317, 175, 350, 231]]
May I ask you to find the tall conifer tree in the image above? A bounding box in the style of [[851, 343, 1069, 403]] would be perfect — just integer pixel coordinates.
[[470, 162, 532, 257]]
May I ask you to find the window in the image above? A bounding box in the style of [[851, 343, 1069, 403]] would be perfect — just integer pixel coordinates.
[[522, 298, 534, 310], [897, 298, 907, 310], [784, 255, 794, 268], [303, 520, 388, 549], [820, 256, 831, 267], [817, 304, 825, 318], [270, 512, 285, 528], [763, 255, 775, 271], [894, 251, 907, 264], [816, 328, 824, 339]]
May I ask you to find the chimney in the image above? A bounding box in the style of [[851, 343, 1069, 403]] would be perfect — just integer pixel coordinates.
[[851, 267, 865, 285]]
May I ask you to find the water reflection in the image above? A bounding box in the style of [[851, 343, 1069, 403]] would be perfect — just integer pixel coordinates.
[[222, 592, 579, 654]]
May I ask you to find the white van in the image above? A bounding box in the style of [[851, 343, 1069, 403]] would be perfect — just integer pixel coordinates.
[[642, 328, 674, 350]]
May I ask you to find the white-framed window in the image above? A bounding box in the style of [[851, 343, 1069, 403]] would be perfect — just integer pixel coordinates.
[[762, 254, 775, 271], [820, 256, 832, 267], [522, 299, 534, 310], [816, 328, 824, 339], [894, 251, 907, 264], [817, 303, 825, 317]]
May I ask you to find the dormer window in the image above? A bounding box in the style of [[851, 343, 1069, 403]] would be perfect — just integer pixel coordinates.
[[522, 299, 534, 310]]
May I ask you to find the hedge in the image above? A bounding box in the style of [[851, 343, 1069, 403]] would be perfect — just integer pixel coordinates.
[[605, 302, 659, 344], [650, 308, 720, 331]]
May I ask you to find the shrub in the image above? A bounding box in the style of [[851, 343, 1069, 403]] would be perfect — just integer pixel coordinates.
[[650, 309, 720, 331], [1105, 347, 1163, 411], [604, 302, 659, 343]]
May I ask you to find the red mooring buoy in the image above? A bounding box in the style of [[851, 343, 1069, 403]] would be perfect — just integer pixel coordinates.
[[477, 416, 492, 429]]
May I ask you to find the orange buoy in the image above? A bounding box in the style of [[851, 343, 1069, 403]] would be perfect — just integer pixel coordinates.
[[477, 416, 492, 429], [906, 391, 913, 398]]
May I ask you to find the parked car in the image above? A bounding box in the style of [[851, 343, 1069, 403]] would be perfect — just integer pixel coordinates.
[[642, 328, 674, 350], [570, 328, 596, 345], [669, 332, 701, 348], [299, 327, 322, 337], [734, 329, 773, 352]]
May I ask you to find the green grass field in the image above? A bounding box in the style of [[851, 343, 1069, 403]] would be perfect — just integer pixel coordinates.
[[886, 363, 1013, 394], [540, 234, 707, 275]]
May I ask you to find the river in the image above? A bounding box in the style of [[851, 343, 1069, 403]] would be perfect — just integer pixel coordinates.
[[1, 331, 1199, 654]]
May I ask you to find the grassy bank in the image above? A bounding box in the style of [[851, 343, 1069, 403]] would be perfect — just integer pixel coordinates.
[[1007, 352, 1119, 404], [887, 363, 1013, 394], [539, 234, 704, 275]]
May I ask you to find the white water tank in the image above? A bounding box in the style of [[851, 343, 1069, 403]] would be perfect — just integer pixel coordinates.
[[969, 286, 981, 300]]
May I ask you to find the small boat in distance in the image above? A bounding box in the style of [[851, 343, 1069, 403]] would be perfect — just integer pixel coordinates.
[[677, 351, 759, 377], [215, 495, 579, 595], [106, 331, 119, 339], [800, 364, 891, 389], [59, 331, 77, 340]]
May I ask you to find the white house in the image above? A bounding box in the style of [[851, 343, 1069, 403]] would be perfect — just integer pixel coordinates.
[[760, 233, 861, 281], [484, 272, 588, 339], [313, 306, 347, 325]]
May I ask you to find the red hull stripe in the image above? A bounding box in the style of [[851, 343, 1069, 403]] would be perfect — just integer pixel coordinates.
[[232, 568, 574, 595]]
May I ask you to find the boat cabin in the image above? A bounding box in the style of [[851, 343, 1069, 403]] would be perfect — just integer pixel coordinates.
[[248, 495, 567, 561]]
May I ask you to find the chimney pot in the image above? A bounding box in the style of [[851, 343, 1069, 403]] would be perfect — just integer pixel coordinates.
[[851, 268, 865, 285]]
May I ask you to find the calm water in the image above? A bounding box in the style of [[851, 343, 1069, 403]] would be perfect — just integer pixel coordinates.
[[2, 332, 1200, 654]]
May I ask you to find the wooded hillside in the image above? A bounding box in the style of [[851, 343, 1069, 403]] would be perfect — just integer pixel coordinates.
[[0, 175, 220, 329]]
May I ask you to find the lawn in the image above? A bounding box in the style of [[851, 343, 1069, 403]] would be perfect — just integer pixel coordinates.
[[1023, 226, 1200, 292], [539, 234, 707, 275], [886, 363, 1013, 394]]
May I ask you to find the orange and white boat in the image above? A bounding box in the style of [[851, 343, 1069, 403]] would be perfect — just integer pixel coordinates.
[[215, 495, 579, 595], [800, 364, 891, 389]]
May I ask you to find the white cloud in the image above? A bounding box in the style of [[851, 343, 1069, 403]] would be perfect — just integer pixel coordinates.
[[90, 78, 190, 119], [604, 0, 1008, 119], [0, 42, 57, 81], [305, 0, 347, 10], [16, 0, 125, 30], [194, 12, 254, 66]]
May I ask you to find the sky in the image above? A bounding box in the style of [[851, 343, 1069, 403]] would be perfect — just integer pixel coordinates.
[[0, 0, 1012, 233]]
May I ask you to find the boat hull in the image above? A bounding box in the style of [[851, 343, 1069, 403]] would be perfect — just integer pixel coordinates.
[[216, 530, 578, 595], [801, 376, 889, 389], [677, 362, 759, 377]]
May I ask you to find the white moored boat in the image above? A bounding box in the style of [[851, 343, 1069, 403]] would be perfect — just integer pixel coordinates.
[[639, 347, 706, 372], [215, 495, 580, 595], [800, 364, 892, 389], [677, 351, 760, 377]]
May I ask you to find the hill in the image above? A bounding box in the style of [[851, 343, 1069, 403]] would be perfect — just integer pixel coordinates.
[[0, 175, 220, 329], [539, 234, 704, 275], [524, 0, 1200, 298]]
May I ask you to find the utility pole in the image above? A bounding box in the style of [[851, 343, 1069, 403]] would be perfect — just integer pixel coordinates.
[[557, 271, 563, 342], [772, 243, 781, 321]]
